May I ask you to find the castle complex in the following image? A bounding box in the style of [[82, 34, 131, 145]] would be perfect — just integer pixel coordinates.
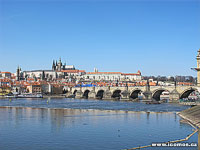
[[16, 58, 84, 81], [15, 58, 142, 82]]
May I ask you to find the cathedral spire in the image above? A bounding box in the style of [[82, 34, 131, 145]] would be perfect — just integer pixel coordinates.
[[16, 65, 21, 81], [52, 60, 55, 71], [58, 57, 62, 71]]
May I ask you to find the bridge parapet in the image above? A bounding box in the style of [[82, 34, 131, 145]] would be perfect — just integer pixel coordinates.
[[66, 85, 198, 102]]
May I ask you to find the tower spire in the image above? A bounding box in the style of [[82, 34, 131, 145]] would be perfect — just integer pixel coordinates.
[[16, 65, 21, 81], [52, 60, 55, 71]]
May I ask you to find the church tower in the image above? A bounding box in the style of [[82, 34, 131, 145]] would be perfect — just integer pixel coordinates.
[[57, 57, 62, 71], [196, 49, 200, 86], [16, 66, 21, 81], [52, 60, 56, 71]]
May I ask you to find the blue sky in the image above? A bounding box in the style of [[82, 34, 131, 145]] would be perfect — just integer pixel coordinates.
[[0, 0, 200, 76]]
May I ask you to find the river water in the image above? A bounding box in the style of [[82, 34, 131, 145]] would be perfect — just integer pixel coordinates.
[[0, 98, 198, 150]]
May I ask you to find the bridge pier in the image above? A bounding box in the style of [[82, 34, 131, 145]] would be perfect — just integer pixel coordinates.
[[142, 81, 152, 101], [66, 91, 73, 98], [169, 89, 180, 102], [65, 87, 75, 98], [103, 90, 112, 100], [88, 90, 96, 99], [142, 91, 152, 101], [75, 90, 83, 99], [121, 90, 130, 100]]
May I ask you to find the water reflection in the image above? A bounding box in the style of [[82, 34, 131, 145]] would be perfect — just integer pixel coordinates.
[[0, 107, 198, 150], [0, 98, 190, 112], [1, 107, 176, 130]]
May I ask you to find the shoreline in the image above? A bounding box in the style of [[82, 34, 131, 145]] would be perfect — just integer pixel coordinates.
[[177, 106, 200, 128], [0, 95, 66, 99]]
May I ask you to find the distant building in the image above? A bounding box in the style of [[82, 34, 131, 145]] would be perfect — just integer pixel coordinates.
[[0, 86, 11, 96], [23, 70, 59, 80], [27, 85, 42, 93], [84, 72, 122, 81], [61, 70, 86, 77], [52, 58, 75, 71], [41, 84, 64, 95], [0, 78, 11, 87], [16, 66, 23, 81], [0, 72, 11, 78], [83, 70, 142, 81], [17, 58, 84, 81], [11, 85, 27, 94], [122, 71, 142, 81]]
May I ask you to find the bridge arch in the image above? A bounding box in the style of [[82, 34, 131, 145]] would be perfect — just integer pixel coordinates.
[[112, 89, 121, 100], [83, 90, 90, 99], [73, 90, 77, 95], [96, 90, 104, 99], [180, 88, 197, 99], [63, 89, 68, 94], [152, 88, 169, 101], [130, 89, 142, 99]]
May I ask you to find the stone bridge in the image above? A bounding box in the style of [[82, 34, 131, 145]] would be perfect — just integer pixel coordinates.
[[66, 85, 200, 102]]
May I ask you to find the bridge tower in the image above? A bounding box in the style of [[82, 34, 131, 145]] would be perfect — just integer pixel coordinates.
[[193, 49, 200, 86], [197, 49, 200, 86]]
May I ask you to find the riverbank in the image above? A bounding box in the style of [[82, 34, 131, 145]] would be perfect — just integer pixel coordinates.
[[0, 95, 66, 99], [178, 106, 200, 128], [43, 95, 66, 98]]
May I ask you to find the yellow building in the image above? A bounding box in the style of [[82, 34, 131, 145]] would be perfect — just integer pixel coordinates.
[[27, 85, 42, 93], [0, 87, 11, 96]]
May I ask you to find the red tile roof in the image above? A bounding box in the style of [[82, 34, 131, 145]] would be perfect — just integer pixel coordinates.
[[27, 78, 34, 81], [87, 72, 141, 76], [87, 72, 122, 75], [1, 72, 11, 74], [61, 70, 79, 73], [122, 73, 140, 76]]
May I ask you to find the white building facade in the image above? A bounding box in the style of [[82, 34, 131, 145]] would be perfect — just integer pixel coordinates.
[[83, 70, 142, 81]]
